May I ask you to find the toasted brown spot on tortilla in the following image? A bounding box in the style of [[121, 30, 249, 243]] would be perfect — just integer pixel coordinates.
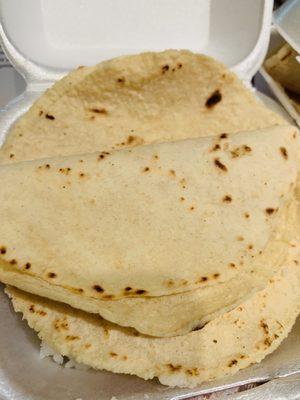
[[45, 114, 55, 120], [244, 145, 252, 152], [85, 343, 91, 349], [48, 272, 57, 278], [135, 289, 147, 295], [237, 236, 244, 241], [223, 195, 232, 202], [280, 147, 288, 160], [124, 287, 132, 292], [29, 305, 35, 313], [228, 359, 238, 367], [169, 169, 176, 177], [180, 197, 185, 202], [213, 273, 220, 279], [25, 262, 31, 270], [10, 259, 17, 265], [90, 108, 107, 114], [143, 167, 150, 172], [201, 276, 208, 282], [294, 260, 299, 265], [248, 244, 253, 250], [167, 363, 182, 372], [93, 285, 104, 293], [103, 294, 114, 300], [219, 133, 228, 139], [229, 262, 236, 268], [66, 335, 80, 341], [117, 78, 125, 83], [186, 368, 199, 376], [210, 143, 221, 152], [9, 153, 15, 159], [38, 310, 47, 316], [110, 352, 118, 357], [264, 338, 272, 347], [265, 208, 277, 215], [39, 110, 43, 116], [260, 320, 269, 335], [153, 154, 159, 160], [177, 63, 182, 69], [162, 64, 169, 73], [213, 339, 218, 343], [189, 206, 195, 211], [293, 132, 297, 139], [127, 135, 136, 144], [167, 280, 174, 287], [122, 355, 128, 360], [79, 172, 85, 178], [206, 90, 222, 108], [214, 158, 227, 172], [244, 212, 250, 219], [0, 246, 6, 254]]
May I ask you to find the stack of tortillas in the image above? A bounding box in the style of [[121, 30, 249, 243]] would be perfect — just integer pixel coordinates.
[[0, 50, 299, 388]]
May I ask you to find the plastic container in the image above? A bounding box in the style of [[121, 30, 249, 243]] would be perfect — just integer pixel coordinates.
[[1, 1, 299, 399], [260, 0, 300, 126]]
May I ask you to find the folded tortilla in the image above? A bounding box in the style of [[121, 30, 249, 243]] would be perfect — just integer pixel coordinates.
[[0, 50, 285, 166], [0, 126, 298, 336], [6, 240, 300, 388]]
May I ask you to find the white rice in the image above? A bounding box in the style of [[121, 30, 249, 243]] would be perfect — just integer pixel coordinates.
[[40, 341, 89, 370]]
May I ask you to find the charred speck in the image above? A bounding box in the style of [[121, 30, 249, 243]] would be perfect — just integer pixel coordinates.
[[214, 158, 227, 172], [143, 167, 150, 172], [29, 305, 35, 313], [265, 208, 276, 215], [213, 339, 218, 343], [244, 145, 252, 152], [228, 359, 238, 367], [39, 110, 44, 116], [25, 262, 31, 270], [223, 195, 232, 203], [177, 63, 182, 69], [162, 65, 169, 73], [213, 273, 220, 278], [219, 133, 228, 139], [135, 289, 147, 295], [206, 90, 222, 108], [93, 285, 104, 293], [260, 320, 269, 334], [9, 153, 15, 158], [280, 147, 288, 160], [229, 263, 236, 268], [90, 108, 108, 114], [167, 363, 182, 372], [244, 212, 250, 219], [211, 144, 221, 152], [48, 272, 57, 278], [117, 78, 125, 83], [110, 352, 117, 357], [45, 114, 55, 120], [0, 246, 6, 254], [201, 276, 208, 282], [10, 259, 17, 265]]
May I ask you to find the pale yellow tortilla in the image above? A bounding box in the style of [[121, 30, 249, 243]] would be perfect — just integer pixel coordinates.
[[0, 126, 299, 336], [6, 241, 300, 388], [0, 50, 285, 166]]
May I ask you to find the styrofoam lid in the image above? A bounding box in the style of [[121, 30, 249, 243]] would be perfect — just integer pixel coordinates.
[[0, 0, 273, 81]]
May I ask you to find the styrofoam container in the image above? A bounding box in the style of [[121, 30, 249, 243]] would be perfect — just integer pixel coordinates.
[[1, 1, 300, 399]]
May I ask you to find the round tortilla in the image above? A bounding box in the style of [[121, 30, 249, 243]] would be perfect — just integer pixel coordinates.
[[0, 50, 285, 165], [0, 127, 298, 296], [6, 242, 300, 388]]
